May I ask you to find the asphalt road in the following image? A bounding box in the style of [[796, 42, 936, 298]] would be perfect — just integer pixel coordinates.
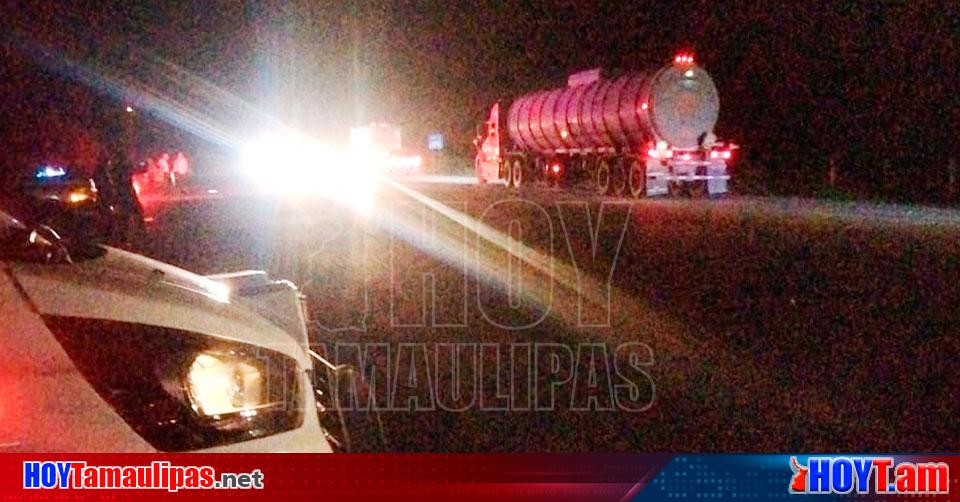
[[146, 179, 960, 452]]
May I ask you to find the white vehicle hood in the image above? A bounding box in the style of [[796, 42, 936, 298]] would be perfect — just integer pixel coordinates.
[[7, 247, 311, 368]]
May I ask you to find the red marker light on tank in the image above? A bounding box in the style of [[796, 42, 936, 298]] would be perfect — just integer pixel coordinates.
[[551, 163, 561, 174]]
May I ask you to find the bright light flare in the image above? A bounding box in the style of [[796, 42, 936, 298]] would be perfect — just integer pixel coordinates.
[[190, 276, 231, 304], [349, 126, 373, 151], [388, 155, 422, 171], [240, 132, 380, 214]]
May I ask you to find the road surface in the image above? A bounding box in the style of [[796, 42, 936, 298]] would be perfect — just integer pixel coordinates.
[[145, 177, 960, 452]]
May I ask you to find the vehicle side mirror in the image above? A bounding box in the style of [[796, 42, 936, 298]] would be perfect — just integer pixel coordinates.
[[310, 356, 389, 453], [312, 362, 352, 452]]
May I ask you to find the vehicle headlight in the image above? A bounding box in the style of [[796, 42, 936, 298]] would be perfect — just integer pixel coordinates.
[[187, 353, 266, 417], [44, 317, 305, 451], [65, 187, 96, 205]]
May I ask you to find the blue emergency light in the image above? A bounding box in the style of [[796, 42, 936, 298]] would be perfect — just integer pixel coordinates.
[[35, 165, 68, 179]]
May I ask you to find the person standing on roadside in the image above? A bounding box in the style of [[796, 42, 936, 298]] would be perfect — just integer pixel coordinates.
[[92, 105, 146, 249]]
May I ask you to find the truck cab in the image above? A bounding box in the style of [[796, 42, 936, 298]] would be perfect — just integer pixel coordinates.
[[474, 103, 502, 184]]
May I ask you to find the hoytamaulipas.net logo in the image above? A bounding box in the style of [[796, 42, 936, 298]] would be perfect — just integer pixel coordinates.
[[23, 461, 264, 492], [789, 456, 949, 495]]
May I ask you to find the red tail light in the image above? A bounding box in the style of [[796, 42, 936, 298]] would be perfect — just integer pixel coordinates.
[[649, 141, 674, 159], [648, 149, 674, 159]]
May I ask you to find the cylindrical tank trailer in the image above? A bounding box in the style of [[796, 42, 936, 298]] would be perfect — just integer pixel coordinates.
[[474, 53, 735, 197]]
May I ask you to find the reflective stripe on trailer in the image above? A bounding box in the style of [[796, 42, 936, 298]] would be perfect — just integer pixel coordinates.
[[649, 174, 731, 181]]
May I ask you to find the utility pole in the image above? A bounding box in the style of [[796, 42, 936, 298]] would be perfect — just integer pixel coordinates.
[[828, 157, 837, 188]]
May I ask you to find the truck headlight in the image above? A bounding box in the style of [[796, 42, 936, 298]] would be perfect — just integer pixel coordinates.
[[44, 317, 305, 451], [187, 353, 265, 417]]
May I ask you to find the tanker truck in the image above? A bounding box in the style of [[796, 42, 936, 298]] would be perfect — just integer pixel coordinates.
[[473, 52, 736, 197]]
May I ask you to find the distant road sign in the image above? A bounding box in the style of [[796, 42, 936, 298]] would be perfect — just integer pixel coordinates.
[[427, 133, 444, 152]]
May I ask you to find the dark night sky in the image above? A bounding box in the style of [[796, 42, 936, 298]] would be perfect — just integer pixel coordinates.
[[1, 1, 958, 201]]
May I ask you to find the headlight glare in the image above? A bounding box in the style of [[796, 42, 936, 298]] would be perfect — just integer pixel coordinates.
[[187, 352, 266, 417]]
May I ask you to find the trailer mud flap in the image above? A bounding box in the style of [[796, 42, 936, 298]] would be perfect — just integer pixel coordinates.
[[645, 160, 669, 197], [707, 162, 729, 195]]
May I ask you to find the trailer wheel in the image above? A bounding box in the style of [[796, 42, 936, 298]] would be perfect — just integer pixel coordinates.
[[610, 159, 627, 196], [511, 158, 524, 188], [688, 180, 708, 198], [628, 159, 646, 198], [504, 158, 514, 188], [595, 159, 612, 195]]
